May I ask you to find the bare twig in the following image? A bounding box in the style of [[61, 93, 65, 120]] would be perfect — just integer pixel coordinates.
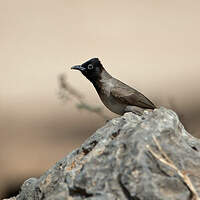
[[146, 136, 200, 200], [58, 74, 83, 100], [57, 73, 109, 120]]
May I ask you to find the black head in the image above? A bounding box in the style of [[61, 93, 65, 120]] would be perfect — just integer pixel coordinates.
[[71, 58, 104, 83]]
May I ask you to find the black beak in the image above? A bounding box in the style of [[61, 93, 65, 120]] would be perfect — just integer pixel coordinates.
[[71, 65, 85, 71]]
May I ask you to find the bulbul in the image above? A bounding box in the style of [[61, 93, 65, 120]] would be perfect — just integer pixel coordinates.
[[71, 58, 156, 115]]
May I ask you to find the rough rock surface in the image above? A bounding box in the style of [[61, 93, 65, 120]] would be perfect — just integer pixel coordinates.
[[13, 108, 200, 200]]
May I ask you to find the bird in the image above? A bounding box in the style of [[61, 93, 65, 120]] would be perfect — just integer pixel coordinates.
[[71, 58, 156, 116]]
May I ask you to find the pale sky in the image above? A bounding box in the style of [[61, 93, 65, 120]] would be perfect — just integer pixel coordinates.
[[1, 0, 200, 110]]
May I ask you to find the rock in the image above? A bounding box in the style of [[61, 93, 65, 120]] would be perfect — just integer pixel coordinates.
[[13, 107, 200, 200]]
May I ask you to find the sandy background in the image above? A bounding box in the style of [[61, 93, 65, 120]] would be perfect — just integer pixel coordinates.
[[1, 0, 200, 198]]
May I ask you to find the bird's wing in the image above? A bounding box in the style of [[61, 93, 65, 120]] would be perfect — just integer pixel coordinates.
[[110, 80, 156, 109]]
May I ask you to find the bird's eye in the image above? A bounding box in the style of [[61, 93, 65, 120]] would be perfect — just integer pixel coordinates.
[[88, 64, 93, 70]]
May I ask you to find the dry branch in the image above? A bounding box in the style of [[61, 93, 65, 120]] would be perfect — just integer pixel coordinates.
[[58, 73, 109, 120], [147, 136, 200, 200]]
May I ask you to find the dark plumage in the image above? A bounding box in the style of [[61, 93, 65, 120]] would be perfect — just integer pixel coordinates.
[[71, 58, 156, 115]]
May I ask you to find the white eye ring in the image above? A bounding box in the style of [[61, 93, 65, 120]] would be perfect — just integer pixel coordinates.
[[88, 64, 93, 70]]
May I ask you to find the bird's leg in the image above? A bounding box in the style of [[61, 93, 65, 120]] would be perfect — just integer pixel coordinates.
[[124, 106, 144, 116]]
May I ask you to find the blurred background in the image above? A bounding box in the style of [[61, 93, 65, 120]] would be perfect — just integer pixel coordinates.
[[1, 0, 200, 198]]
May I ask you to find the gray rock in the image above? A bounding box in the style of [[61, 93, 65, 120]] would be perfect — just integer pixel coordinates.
[[14, 107, 200, 200]]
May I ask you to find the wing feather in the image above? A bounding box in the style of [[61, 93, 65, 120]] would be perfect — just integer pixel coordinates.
[[110, 80, 156, 109]]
